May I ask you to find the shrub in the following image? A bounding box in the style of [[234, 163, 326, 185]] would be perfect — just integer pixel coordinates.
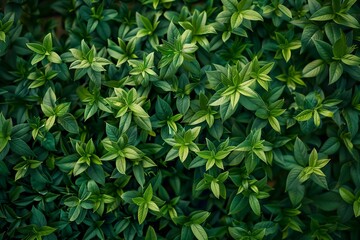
[[1, 0, 360, 239]]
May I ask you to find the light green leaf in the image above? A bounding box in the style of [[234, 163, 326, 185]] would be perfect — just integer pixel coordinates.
[[295, 109, 313, 121], [249, 194, 261, 216], [179, 145, 189, 162], [190, 224, 208, 240], [341, 54, 360, 66], [303, 59, 325, 78], [278, 4, 292, 18], [210, 181, 220, 198], [241, 10, 263, 21], [138, 203, 148, 224], [353, 200, 360, 217], [339, 187, 355, 204], [144, 184, 153, 202], [48, 51, 62, 63], [132, 197, 145, 205], [116, 157, 126, 174], [31, 54, 46, 65], [147, 201, 160, 212], [268, 116, 281, 132], [26, 43, 45, 55]]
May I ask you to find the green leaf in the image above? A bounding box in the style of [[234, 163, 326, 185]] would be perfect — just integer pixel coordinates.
[[268, 116, 281, 132], [278, 4, 292, 18], [0, 31, 6, 42], [43, 33, 53, 51], [221, 0, 237, 12], [38, 226, 57, 236], [242, 10, 263, 21], [181, 226, 193, 240], [179, 145, 189, 162], [230, 12, 242, 29], [10, 138, 34, 156], [210, 181, 220, 198], [310, 174, 328, 189], [138, 203, 149, 224], [286, 167, 303, 191], [320, 137, 340, 155], [0, 138, 9, 153], [343, 109, 359, 137], [26, 43, 45, 54], [308, 149, 318, 167], [133, 165, 145, 188], [190, 224, 208, 240], [229, 195, 247, 215], [144, 184, 153, 202], [30, 206, 46, 226], [132, 197, 145, 205], [288, 185, 305, 206], [329, 61, 343, 84], [334, 13, 360, 29], [145, 226, 157, 240], [332, 35, 347, 58], [341, 54, 360, 66], [105, 123, 119, 142], [249, 194, 261, 216], [314, 40, 333, 62], [354, 200, 360, 217], [57, 113, 79, 134], [134, 116, 152, 132], [55, 102, 70, 117], [155, 97, 173, 120], [87, 164, 105, 185], [228, 227, 247, 239], [324, 23, 341, 44], [295, 109, 313, 122], [69, 205, 81, 222], [339, 187, 355, 204], [129, 104, 149, 118], [190, 211, 210, 224], [73, 162, 88, 176], [41, 104, 55, 117], [219, 101, 237, 120], [310, 6, 334, 21], [48, 51, 62, 63], [176, 96, 190, 115], [147, 201, 160, 212], [43, 87, 56, 107], [294, 138, 308, 166], [302, 59, 325, 78], [31, 54, 46, 65]]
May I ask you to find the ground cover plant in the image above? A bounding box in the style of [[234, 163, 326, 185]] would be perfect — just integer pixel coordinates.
[[1, 0, 360, 239]]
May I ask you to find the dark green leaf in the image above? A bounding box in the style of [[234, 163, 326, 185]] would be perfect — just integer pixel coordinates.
[[314, 40, 333, 62], [57, 113, 79, 134], [294, 138, 308, 166], [145, 226, 157, 240], [10, 138, 34, 156]]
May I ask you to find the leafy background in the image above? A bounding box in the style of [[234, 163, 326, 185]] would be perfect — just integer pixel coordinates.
[[1, 0, 360, 239]]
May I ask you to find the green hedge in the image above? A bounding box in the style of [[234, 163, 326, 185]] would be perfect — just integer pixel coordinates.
[[1, 0, 360, 239]]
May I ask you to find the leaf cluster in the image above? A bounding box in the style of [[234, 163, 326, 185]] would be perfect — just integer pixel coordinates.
[[1, 0, 360, 239]]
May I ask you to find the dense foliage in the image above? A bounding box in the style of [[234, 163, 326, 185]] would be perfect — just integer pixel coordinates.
[[1, 0, 360, 239]]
